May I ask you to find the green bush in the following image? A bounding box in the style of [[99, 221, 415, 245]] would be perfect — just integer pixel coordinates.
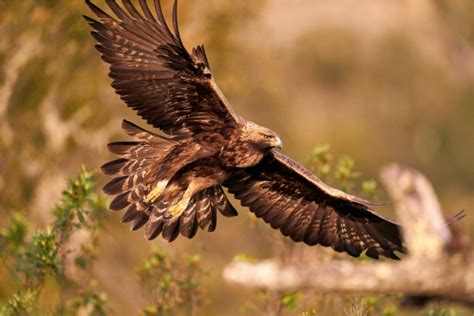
[[0, 168, 108, 316]]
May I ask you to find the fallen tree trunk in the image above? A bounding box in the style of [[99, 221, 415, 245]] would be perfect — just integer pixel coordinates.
[[223, 164, 473, 305]]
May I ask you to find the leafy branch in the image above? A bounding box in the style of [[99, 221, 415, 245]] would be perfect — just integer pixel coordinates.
[[0, 167, 108, 316], [138, 247, 206, 316]]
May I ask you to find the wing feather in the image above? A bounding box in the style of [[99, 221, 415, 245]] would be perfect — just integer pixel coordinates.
[[289, 202, 315, 242], [225, 150, 406, 259], [303, 204, 325, 246], [85, 0, 239, 136]]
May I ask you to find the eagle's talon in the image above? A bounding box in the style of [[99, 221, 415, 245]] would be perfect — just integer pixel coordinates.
[[145, 181, 168, 204], [165, 200, 189, 220]]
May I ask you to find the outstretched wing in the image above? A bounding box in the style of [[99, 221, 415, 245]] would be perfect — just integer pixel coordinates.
[[84, 0, 239, 136], [225, 150, 406, 259]]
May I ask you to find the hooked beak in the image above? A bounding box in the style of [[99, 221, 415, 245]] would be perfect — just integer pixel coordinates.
[[273, 137, 283, 150]]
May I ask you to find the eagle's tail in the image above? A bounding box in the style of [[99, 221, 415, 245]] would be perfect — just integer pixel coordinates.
[[101, 120, 175, 179], [101, 120, 176, 226], [101, 120, 237, 242]]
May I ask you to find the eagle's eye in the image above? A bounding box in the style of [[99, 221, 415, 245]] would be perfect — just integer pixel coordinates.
[[263, 134, 272, 140]]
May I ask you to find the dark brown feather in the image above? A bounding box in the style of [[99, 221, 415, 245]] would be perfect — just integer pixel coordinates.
[[179, 202, 198, 239], [145, 219, 164, 240], [131, 212, 148, 231], [122, 204, 140, 223], [110, 191, 131, 211], [162, 218, 180, 242], [225, 150, 406, 259], [84, 0, 239, 136]]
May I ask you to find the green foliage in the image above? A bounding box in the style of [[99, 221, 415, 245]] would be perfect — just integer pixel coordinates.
[[233, 252, 256, 263], [383, 304, 398, 316], [0, 212, 28, 256], [59, 282, 108, 316], [335, 156, 360, 181], [52, 167, 95, 234], [138, 247, 206, 315], [0, 168, 108, 315], [301, 307, 318, 316], [309, 144, 332, 179], [362, 180, 378, 197], [426, 307, 457, 316], [20, 228, 61, 284], [308, 144, 379, 197], [0, 290, 39, 316], [281, 291, 304, 310]]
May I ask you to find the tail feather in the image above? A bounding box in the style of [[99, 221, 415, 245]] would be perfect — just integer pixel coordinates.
[[101, 158, 129, 175], [102, 121, 175, 213], [179, 198, 199, 238], [110, 191, 132, 211], [104, 171, 149, 195], [107, 142, 169, 159], [102, 120, 237, 242], [210, 186, 238, 217], [103, 158, 153, 176], [122, 119, 166, 141], [162, 218, 180, 242], [122, 204, 140, 223], [145, 218, 165, 240], [131, 212, 149, 231], [196, 192, 216, 232], [143, 185, 235, 241], [103, 176, 128, 195]]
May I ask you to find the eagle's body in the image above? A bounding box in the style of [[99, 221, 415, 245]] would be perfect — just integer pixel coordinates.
[[85, 0, 406, 259]]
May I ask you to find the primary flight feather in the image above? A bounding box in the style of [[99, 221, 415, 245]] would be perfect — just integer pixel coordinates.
[[85, 0, 405, 259]]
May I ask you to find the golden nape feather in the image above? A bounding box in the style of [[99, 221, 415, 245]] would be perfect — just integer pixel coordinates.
[[87, 0, 406, 259]]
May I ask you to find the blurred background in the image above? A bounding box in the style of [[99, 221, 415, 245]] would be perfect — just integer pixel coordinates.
[[1, 0, 473, 315]]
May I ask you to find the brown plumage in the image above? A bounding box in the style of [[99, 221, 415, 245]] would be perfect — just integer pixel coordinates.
[[85, 0, 405, 259]]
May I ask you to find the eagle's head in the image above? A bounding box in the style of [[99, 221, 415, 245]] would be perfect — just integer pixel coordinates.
[[242, 121, 283, 150]]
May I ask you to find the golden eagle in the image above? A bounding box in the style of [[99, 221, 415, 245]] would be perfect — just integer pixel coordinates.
[[85, 0, 405, 259]]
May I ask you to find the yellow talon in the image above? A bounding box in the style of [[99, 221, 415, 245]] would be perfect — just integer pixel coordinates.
[[145, 180, 168, 203], [168, 200, 188, 218]]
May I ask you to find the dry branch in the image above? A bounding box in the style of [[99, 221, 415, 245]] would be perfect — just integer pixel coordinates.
[[223, 164, 474, 305]]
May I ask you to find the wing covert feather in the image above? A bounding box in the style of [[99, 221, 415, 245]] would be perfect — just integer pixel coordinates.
[[225, 150, 405, 259], [85, 0, 239, 136]]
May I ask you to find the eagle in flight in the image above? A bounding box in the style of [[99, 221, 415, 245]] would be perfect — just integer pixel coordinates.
[[85, 0, 405, 259]]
